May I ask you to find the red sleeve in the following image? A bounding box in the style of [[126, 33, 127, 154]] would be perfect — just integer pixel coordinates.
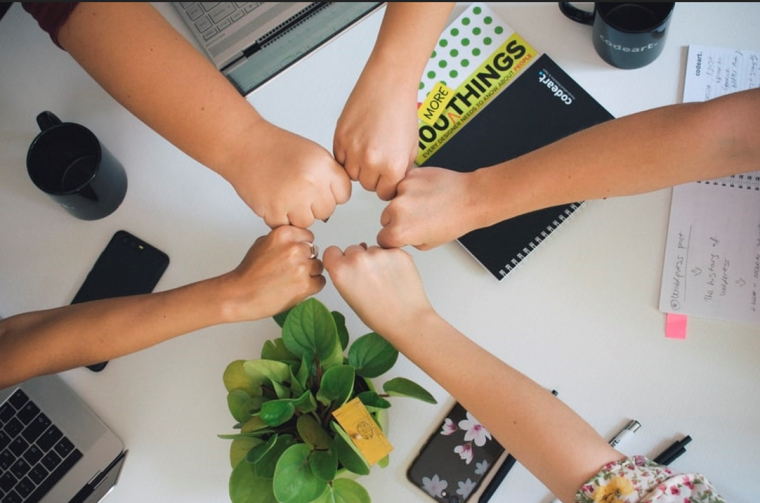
[[23, 2, 80, 50]]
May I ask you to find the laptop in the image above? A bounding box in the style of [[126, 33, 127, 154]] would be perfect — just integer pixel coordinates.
[[0, 374, 126, 503], [173, 2, 383, 95]]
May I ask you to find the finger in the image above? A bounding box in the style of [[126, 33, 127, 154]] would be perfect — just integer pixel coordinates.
[[359, 170, 380, 193], [377, 224, 404, 249], [380, 203, 394, 227], [343, 243, 371, 257], [322, 245, 345, 272], [375, 174, 399, 201], [309, 257, 325, 277], [310, 193, 337, 224], [264, 212, 291, 229], [331, 170, 353, 205], [333, 143, 346, 166], [306, 274, 327, 297], [288, 208, 315, 230], [274, 225, 314, 245], [342, 154, 361, 181]]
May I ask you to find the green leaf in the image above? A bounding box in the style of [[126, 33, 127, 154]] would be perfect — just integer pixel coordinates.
[[244, 360, 291, 386], [332, 311, 349, 351], [290, 366, 305, 397], [230, 435, 262, 469], [260, 391, 315, 427], [324, 478, 371, 503], [229, 459, 277, 503], [282, 298, 340, 362], [254, 434, 296, 478], [273, 308, 292, 328], [247, 434, 279, 465], [383, 377, 437, 404], [261, 337, 299, 362], [273, 444, 329, 503], [356, 391, 391, 410], [330, 422, 370, 476], [319, 335, 347, 370], [228, 389, 255, 423], [309, 445, 338, 481], [297, 414, 333, 450], [295, 356, 311, 389], [240, 415, 270, 434], [260, 400, 296, 427], [224, 360, 263, 395], [316, 365, 355, 407], [348, 333, 398, 379]]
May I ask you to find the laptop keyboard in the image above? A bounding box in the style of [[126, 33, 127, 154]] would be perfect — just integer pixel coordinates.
[[0, 389, 82, 503], [179, 2, 263, 41]]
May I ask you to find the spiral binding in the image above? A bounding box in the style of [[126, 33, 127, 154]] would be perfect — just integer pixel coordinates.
[[499, 201, 585, 278]]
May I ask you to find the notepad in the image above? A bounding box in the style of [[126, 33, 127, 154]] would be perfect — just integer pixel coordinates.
[[417, 51, 613, 279], [658, 45, 760, 325]]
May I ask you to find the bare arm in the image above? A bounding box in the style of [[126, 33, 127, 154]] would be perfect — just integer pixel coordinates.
[[378, 87, 760, 249], [55, 3, 350, 228], [0, 226, 324, 388], [334, 3, 456, 200], [323, 244, 621, 503]]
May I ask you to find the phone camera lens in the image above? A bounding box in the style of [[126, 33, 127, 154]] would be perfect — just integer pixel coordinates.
[[440, 491, 460, 503]]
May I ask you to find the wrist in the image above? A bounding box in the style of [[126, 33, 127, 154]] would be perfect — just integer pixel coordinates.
[[473, 160, 538, 227], [208, 111, 272, 186], [381, 307, 442, 350]]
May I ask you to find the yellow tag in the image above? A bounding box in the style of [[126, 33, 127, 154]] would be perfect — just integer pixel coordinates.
[[332, 397, 393, 465], [418, 82, 456, 125]]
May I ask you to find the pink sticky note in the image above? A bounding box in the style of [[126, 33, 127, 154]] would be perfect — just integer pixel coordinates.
[[665, 313, 687, 339]]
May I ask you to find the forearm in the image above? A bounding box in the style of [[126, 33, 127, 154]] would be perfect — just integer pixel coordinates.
[[57, 2, 264, 181], [0, 277, 227, 388], [388, 311, 621, 503], [366, 3, 455, 86], [473, 88, 760, 228]]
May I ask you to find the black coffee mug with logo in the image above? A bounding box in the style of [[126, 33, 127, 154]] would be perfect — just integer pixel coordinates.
[[559, 2, 675, 69], [27, 111, 128, 220]]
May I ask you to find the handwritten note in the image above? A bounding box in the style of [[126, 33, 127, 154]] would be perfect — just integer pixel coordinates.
[[682, 45, 759, 103], [658, 45, 760, 326]]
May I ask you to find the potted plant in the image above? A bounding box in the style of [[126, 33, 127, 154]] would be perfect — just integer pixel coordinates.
[[220, 297, 438, 503]]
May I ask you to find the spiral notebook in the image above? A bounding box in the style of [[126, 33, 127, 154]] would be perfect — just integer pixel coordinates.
[[419, 52, 613, 280]]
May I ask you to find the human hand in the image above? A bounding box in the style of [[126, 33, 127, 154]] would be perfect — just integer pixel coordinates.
[[227, 122, 352, 228], [377, 167, 480, 250], [323, 244, 434, 339], [333, 61, 418, 201], [218, 226, 325, 322]]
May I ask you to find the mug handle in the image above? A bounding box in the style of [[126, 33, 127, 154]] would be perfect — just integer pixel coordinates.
[[558, 2, 595, 25], [36, 111, 62, 132]]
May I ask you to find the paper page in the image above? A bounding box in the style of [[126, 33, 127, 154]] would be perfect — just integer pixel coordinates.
[[682, 45, 760, 102], [658, 45, 760, 325]]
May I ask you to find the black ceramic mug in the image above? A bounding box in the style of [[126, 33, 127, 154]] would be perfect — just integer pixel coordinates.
[[559, 2, 675, 69], [27, 111, 128, 220]]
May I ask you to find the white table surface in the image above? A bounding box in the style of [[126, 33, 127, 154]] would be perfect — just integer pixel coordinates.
[[1, 2, 759, 503]]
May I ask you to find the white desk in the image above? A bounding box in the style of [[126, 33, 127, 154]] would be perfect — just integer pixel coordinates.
[[1, 3, 759, 502]]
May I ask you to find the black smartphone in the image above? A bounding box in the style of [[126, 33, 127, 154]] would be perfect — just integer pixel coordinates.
[[407, 402, 508, 503], [71, 230, 170, 372]]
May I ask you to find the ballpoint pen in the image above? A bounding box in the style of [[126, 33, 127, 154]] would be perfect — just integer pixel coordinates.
[[609, 419, 642, 449], [479, 390, 559, 503], [653, 435, 692, 465], [547, 419, 642, 503], [661, 446, 687, 466]]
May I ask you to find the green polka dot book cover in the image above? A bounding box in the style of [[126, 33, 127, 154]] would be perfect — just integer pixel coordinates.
[[414, 3, 614, 280]]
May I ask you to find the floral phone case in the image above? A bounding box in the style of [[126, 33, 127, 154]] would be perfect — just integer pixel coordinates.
[[407, 402, 506, 503]]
